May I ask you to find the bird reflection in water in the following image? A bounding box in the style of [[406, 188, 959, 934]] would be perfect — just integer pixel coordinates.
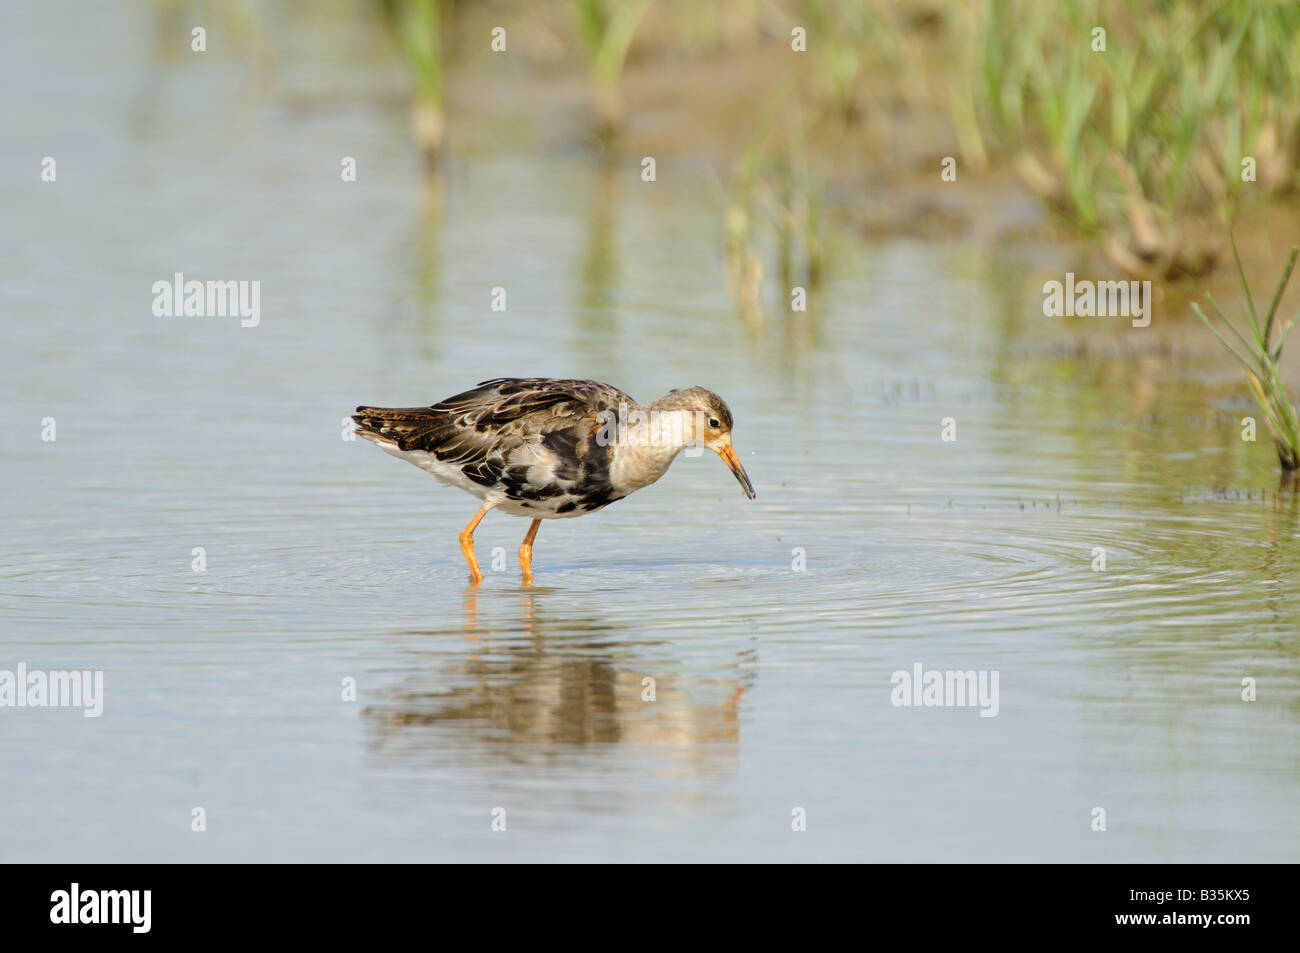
[[361, 586, 756, 764]]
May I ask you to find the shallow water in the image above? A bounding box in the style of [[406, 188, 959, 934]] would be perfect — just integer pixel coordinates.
[[2, 2, 1298, 862]]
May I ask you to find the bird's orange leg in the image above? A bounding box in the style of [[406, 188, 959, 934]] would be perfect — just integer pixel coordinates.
[[518, 518, 542, 585], [458, 503, 494, 584]]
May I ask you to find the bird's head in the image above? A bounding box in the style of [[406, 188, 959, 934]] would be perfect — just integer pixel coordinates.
[[651, 386, 755, 500]]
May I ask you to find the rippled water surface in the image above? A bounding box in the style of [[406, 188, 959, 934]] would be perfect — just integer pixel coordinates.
[[2, 3, 1299, 862]]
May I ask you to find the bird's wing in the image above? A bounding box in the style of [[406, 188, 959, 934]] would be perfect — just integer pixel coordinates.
[[353, 378, 633, 496]]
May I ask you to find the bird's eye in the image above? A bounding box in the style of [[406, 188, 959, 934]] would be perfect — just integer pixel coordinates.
[[707, 417, 721, 429]]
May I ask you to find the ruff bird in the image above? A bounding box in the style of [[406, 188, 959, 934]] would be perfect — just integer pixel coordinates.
[[352, 378, 754, 583]]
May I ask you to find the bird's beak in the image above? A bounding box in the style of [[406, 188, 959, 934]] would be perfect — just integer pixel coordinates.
[[717, 444, 756, 500]]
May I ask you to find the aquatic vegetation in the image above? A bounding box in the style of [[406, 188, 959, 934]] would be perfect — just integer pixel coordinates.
[[723, 110, 829, 325], [1193, 241, 1300, 471], [573, 0, 654, 137], [965, 0, 1300, 278], [769, 121, 827, 294], [362, 0, 1296, 290], [796, 0, 901, 126], [384, 0, 445, 170], [723, 153, 766, 327]]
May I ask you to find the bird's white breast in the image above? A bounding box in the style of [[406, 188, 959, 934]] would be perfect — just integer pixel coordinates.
[[376, 442, 497, 501]]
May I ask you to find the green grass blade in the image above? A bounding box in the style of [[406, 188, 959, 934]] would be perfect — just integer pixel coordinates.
[[1193, 302, 1263, 373], [1230, 233, 1262, 342], [1272, 311, 1300, 362], [1205, 293, 1266, 367], [1263, 246, 1299, 345]]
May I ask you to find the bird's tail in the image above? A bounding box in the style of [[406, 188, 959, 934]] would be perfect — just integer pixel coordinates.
[[352, 405, 447, 450]]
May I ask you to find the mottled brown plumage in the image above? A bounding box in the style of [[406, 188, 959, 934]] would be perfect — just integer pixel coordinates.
[[353, 378, 754, 583]]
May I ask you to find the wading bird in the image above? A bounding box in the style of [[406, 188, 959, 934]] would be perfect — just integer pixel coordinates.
[[353, 378, 755, 583]]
